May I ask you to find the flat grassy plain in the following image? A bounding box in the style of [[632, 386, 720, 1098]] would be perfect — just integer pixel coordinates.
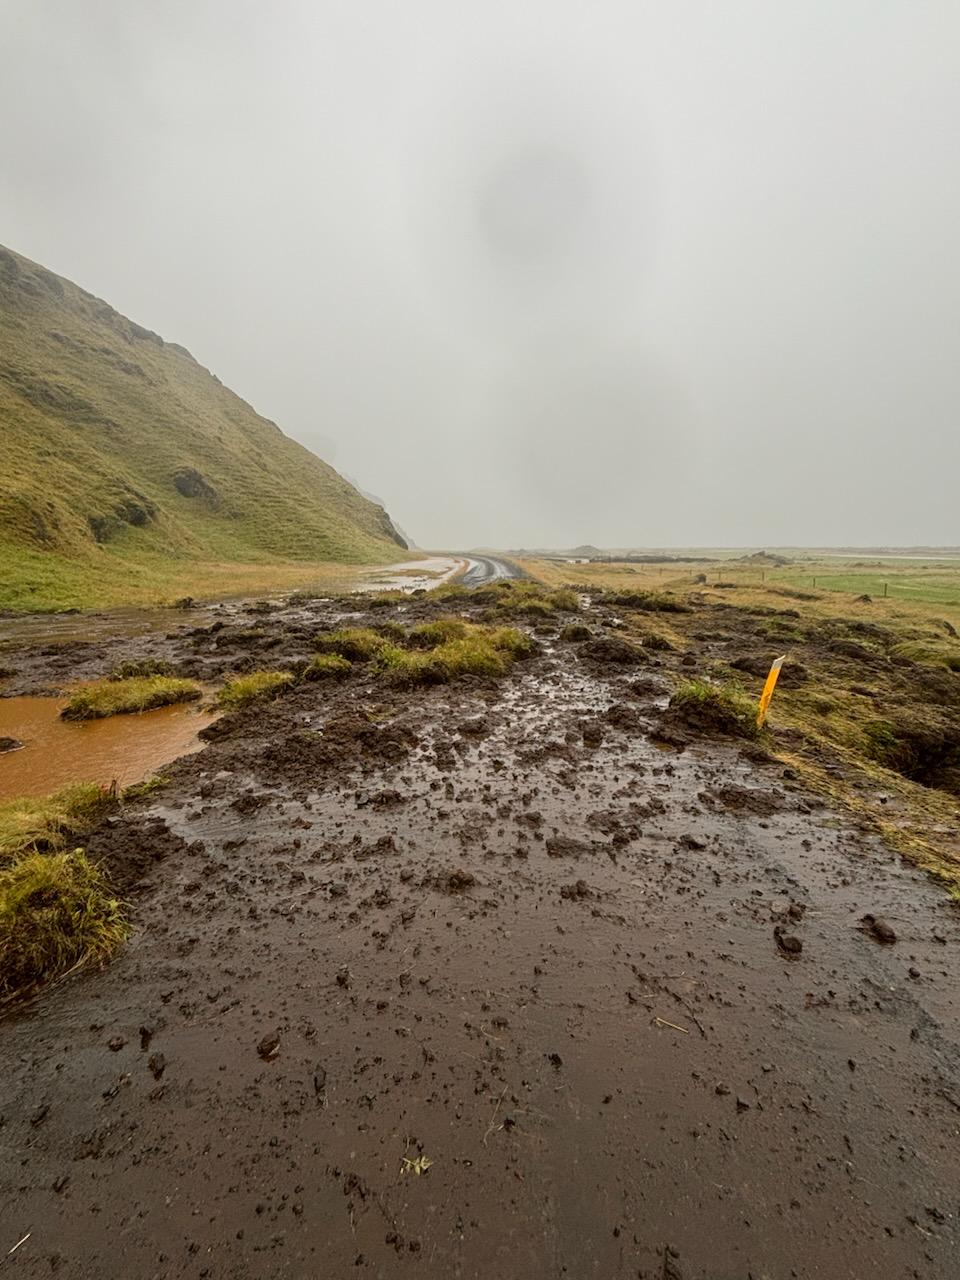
[[520, 553, 960, 894]]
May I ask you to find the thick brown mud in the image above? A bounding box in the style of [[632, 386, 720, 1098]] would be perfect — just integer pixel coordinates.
[[1, 594, 958, 1279]]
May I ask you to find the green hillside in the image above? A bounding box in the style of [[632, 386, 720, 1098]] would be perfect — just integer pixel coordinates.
[[0, 245, 407, 611]]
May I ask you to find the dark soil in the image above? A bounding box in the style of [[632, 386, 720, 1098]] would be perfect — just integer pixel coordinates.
[[1, 589, 959, 1278]]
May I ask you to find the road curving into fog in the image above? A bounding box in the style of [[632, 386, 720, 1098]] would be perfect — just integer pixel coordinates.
[[457, 555, 526, 587]]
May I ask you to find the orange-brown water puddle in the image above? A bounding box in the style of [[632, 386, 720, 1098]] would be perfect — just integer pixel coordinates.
[[0, 696, 216, 800]]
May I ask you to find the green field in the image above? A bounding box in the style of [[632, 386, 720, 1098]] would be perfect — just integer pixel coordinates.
[[772, 568, 960, 607]]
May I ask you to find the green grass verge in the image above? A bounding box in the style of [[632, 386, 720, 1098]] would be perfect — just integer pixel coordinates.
[[61, 675, 201, 720]]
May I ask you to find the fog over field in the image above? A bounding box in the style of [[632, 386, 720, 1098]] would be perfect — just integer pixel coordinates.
[[3, 1, 958, 547]]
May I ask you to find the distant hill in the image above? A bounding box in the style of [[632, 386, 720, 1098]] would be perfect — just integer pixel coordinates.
[[0, 245, 406, 610]]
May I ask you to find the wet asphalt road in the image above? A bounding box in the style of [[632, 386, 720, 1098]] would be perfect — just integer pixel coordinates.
[[457, 557, 525, 588]]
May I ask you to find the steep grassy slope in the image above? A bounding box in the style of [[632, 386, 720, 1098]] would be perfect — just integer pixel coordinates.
[[0, 245, 406, 611]]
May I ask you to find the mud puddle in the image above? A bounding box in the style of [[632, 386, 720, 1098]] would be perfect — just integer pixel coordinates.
[[0, 696, 216, 799], [359, 556, 465, 593]]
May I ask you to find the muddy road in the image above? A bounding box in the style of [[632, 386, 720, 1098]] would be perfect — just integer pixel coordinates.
[[1, 591, 958, 1279]]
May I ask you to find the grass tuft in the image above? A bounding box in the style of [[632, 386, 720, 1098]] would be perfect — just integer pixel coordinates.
[[607, 590, 693, 614], [560, 623, 593, 643], [891, 640, 960, 672], [217, 670, 294, 708], [374, 624, 531, 685], [669, 679, 760, 739], [305, 653, 353, 680], [109, 658, 176, 680], [408, 618, 470, 648], [487, 583, 580, 616], [0, 848, 127, 997], [61, 675, 201, 720], [314, 627, 385, 661], [0, 784, 113, 863]]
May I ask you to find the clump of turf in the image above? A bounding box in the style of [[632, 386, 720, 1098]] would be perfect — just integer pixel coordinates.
[[217, 670, 294, 708], [488, 583, 580, 616], [607, 590, 692, 614], [560, 623, 592, 643], [0, 783, 112, 863], [668, 680, 760, 739], [61, 676, 201, 720], [864, 718, 960, 788], [0, 848, 127, 997], [314, 627, 385, 661], [891, 640, 960, 672], [408, 618, 470, 648], [109, 658, 176, 680], [305, 653, 353, 680], [375, 644, 437, 683], [375, 625, 531, 685], [483, 626, 534, 657]]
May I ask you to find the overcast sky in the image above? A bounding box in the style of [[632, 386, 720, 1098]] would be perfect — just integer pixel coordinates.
[[2, 1, 958, 548]]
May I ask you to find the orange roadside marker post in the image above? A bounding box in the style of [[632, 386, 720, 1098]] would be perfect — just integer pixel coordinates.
[[757, 655, 786, 728]]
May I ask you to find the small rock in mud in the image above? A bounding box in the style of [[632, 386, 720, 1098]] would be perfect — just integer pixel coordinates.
[[579, 636, 645, 668], [369, 788, 405, 808], [861, 914, 897, 944], [458, 715, 490, 737], [678, 834, 706, 851], [706, 784, 784, 816], [313, 1066, 327, 1099], [232, 790, 270, 815], [605, 703, 641, 731], [560, 879, 592, 900], [148, 1052, 167, 1079], [329, 881, 348, 897], [547, 1052, 564, 1068], [435, 868, 476, 894], [774, 926, 803, 957], [546, 835, 599, 858], [256, 1033, 280, 1061], [0, 736, 23, 752], [107, 1036, 126, 1052], [662, 1245, 685, 1280], [357, 834, 397, 860]]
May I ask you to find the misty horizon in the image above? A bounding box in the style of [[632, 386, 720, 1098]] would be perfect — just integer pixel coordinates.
[[3, 1, 958, 549]]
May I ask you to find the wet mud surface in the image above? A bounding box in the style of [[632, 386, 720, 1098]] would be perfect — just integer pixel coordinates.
[[1, 593, 959, 1278]]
